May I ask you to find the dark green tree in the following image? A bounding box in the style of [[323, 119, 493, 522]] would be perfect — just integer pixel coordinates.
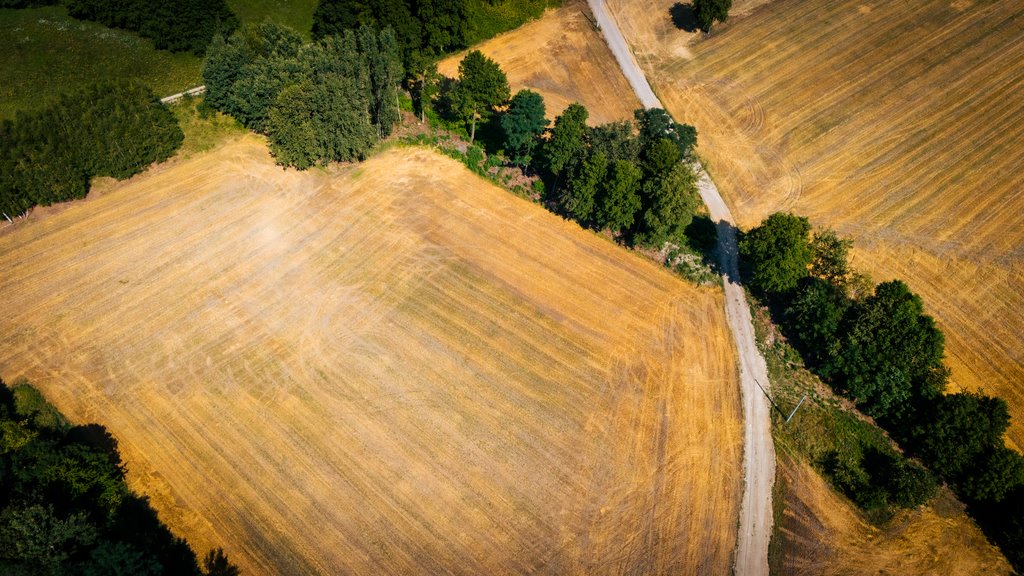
[[596, 160, 643, 233], [82, 541, 162, 576], [634, 108, 697, 158], [589, 120, 640, 163], [357, 26, 403, 138], [66, 0, 238, 54], [500, 89, 548, 167], [912, 391, 1011, 480], [417, 0, 469, 54], [561, 152, 607, 223], [738, 212, 813, 294], [203, 548, 240, 576], [455, 50, 510, 143], [960, 446, 1024, 503], [692, 0, 732, 33], [268, 75, 376, 168], [834, 280, 946, 419], [785, 277, 849, 369], [635, 162, 699, 247], [542, 102, 589, 178], [640, 137, 682, 178]]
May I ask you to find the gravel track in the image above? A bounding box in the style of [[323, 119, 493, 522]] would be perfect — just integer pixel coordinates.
[[586, 1, 776, 573]]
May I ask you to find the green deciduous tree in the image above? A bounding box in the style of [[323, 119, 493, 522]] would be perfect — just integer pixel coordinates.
[[561, 152, 607, 224], [268, 75, 376, 168], [589, 120, 640, 164], [455, 50, 510, 143], [640, 137, 682, 179], [635, 162, 699, 247], [634, 108, 697, 158], [500, 89, 548, 167], [596, 160, 643, 233], [960, 446, 1024, 503], [692, 0, 732, 33], [785, 277, 849, 369], [739, 212, 813, 294], [357, 26, 404, 138], [912, 391, 1011, 480], [543, 102, 589, 178], [834, 280, 946, 419]]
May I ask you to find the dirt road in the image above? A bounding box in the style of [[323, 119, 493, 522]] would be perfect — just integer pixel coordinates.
[[586, 1, 776, 573]]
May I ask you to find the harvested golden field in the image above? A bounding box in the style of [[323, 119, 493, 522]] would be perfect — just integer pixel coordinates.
[[608, 0, 1024, 448], [439, 0, 639, 123], [0, 136, 741, 574], [773, 455, 1010, 574]]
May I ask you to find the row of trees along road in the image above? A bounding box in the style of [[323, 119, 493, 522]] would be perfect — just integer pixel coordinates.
[[0, 379, 238, 576], [739, 213, 1024, 571], [0, 81, 183, 220], [427, 49, 704, 251]]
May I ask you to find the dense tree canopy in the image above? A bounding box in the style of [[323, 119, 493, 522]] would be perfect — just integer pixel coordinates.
[[455, 50, 510, 143], [0, 81, 182, 218], [542, 102, 589, 178], [596, 160, 642, 233], [204, 23, 401, 168], [634, 108, 697, 159], [66, 0, 238, 54], [561, 152, 606, 224], [635, 162, 700, 247], [500, 89, 547, 166], [739, 212, 813, 294], [832, 280, 946, 419], [744, 216, 1024, 570], [692, 0, 731, 33], [0, 380, 236, 576]]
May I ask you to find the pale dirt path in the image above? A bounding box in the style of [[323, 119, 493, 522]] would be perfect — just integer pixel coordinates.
[[586, 1, 776, 573]]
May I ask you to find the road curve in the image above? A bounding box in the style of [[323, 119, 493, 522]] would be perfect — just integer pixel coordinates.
[[586, 1, 776, 574]]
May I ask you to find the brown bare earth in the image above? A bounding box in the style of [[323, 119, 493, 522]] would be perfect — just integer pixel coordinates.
[[438, 1, 640, 123], [774, 455, 1010, 574], [607, 0, 1024, 450], [0, 136, 742, 574]]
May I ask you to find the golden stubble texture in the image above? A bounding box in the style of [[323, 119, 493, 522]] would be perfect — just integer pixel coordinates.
[[0, 136, 742, 575]]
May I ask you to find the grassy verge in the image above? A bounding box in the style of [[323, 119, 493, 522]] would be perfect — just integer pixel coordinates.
[[169, 96, 248, 158], [0, 5, 203, 119], [750, 298, 935, 524]]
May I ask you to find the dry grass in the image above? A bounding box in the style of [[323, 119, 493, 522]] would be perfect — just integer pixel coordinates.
[[774, 455, 1010, 574], [438, 0, 640, 123], [607, 0, 1024, 449], [0, 136, 741, 574]]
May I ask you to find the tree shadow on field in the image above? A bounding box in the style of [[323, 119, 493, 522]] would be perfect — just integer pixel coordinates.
[[670, 3, 699, 32]]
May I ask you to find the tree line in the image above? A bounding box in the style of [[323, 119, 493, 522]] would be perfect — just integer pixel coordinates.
[[426, 50, 705, 251], [64, 0, 238, 55], [0, 379, 238, 575], [203, 23, 402, 169], [0, 80, 183, 220], [739, 212, 1024, 570]]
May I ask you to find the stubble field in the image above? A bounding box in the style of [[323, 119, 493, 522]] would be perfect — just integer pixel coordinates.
[[439, 0, 640, 123], [0, 136, 741, 574], [773, 455, 1010, 574], [607, 0, 1024, 449]]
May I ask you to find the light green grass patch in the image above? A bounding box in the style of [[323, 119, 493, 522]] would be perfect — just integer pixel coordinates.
[[169, 96, 248, 158], [0, 5, 203, 119], [226, 0, 319, 39]]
